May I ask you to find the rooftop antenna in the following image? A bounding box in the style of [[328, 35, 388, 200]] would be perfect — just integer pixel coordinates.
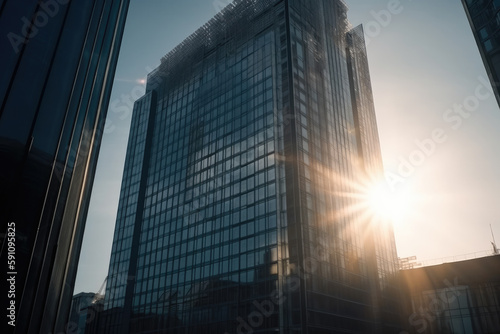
[[491, 224, 499, 255]]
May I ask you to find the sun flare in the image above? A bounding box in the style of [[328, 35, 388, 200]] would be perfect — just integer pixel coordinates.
[[362, 179, 412, 226]]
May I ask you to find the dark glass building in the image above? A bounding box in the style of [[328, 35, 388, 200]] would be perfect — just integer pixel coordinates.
[[462, 0, 500, 107], [400, 255, 500, 333], [69, 292, 97, 333], [0, 0, 129, 333], [103, 0, 401, 333]]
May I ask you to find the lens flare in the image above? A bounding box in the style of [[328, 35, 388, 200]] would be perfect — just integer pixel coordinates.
[[363, 179, 412, 226]]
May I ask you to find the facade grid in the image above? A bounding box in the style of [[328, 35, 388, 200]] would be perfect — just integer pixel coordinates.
[[103, 0, 402, 333], [462, 0, 500, 107]]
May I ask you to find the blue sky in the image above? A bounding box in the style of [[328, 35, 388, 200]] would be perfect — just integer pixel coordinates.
[[75, 0, 500, 293]]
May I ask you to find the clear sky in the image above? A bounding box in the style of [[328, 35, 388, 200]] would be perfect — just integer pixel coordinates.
[[74, 0, 500, 294]]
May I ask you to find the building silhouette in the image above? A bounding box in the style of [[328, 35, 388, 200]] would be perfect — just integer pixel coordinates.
[[69, 292, 97, 334], [462, 0, 500, 107], [103, 0, 401, 332], [0, 1, 129, 333], [400, 255, 500, 333]]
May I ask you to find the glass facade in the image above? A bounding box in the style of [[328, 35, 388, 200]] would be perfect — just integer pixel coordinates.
[[463, 0, 500, 107], [103, 0, 401, 333], [0, 1, 129, 333]]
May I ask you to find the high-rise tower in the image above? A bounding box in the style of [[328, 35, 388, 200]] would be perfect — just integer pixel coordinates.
[[0, 1, 129, 333], [462, 0, 500, 107], [104, 0, 401, 333]]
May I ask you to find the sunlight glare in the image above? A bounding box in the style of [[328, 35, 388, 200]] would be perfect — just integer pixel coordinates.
[[364, 179, 412, 226]]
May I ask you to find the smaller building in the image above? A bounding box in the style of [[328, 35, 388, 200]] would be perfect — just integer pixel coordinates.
[[83, 300, 105, 334], [399, 255, 500, 333], [69, 292, 100, 334]]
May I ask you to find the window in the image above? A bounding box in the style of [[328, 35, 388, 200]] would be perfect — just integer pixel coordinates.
[[485, 39, 494, 51], [479, 27, 488, 40]]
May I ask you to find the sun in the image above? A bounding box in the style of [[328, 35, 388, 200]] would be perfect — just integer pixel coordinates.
[[362, 178, 412, 226]]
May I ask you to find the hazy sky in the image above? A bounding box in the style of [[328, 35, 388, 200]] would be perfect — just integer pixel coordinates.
[[75, 0, 500, 293]]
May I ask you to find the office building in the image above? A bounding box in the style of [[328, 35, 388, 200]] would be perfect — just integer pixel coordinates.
[[0, 1, 129, 333], [69, 292, 97, 333], [462, 0, 500, 107], [68, 292, 105, 334], [84, 299, 106, 334], [103, 0, 401, 333], [400, 255, 500, 333]]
